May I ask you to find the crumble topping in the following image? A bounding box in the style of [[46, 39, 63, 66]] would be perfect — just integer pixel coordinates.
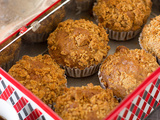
[[48, 19, 110, 69], [55, 83, 119, 120], [140, 15, 160, 59], [93, 0, 152, 31], [99, 46, 159, 99], [8, 54, 67, 105]]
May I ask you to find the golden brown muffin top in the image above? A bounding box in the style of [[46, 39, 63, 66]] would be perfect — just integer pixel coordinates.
[[99, 46, 159, 99], [0, 36, 21, 65], [8, 54, 67, 105], [55, 83, 119, 120], [48, 19, 110, 69], [93, 0, 152, 32], [139, 15, 160, 59]]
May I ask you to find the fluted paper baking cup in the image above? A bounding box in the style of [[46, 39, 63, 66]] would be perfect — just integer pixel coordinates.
[[105, 28, 142, 41], [62, 64, 100, 78], [98, 70, 106, 89], [93, 9, 142, 41], [1, 47, 20, 72]]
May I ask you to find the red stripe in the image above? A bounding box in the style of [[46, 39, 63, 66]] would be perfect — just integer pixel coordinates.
[[113, 115, 118, 120], [145, 93, 151, 102], [121, 117, 125, 120], [144, 114, 148, 119], [154, 90, 159, 99], [126, 103, 131, 109], [0, 92, 7, 100], [147, 106, 152, 115], [0, 77, 2, 80], [139, 91, 144, 97], [156, 102, 160, 107], [136, 97, 141, 106], [8, 85, 14, 94], [150, 98, 156, 107], [149, 84, 154, 94], [123, 109, 128, 118], [136, 118, 140, 120], [132, 105, 138, 114], [141, 102, 147, 110], [0, 85, 14, 101], [24, 109, 42, 120], [21, 97, 28, 106], [152, 79, 157, 85], [137, 109, 143, 119], [129, 113, 134, 120], [158, 84, 160, 91], [13, 97, 28, 112]]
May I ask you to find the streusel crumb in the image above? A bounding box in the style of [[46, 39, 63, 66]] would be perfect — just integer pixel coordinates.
[[99, 46, 159, 99], [8, 54, 67, 105], [93, 0, 152, 31], [55, 83, 119, 120], [47, 19, 110, 69], [140, 15, 160, 59]]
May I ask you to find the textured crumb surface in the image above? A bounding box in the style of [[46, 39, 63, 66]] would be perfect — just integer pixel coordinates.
[[99, 46, 159, 99], [93, 0, 152, 32], [139, 15, 160, 59], [8, 54, 67, 105], [48, 19, 110, 69], [55, 83, 119, 120]]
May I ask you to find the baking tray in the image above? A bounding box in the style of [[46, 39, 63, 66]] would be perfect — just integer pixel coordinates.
[[0, 0, 160, 119]]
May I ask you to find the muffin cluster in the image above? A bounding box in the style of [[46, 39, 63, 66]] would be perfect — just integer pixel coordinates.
[[4, 0, 160, 120]]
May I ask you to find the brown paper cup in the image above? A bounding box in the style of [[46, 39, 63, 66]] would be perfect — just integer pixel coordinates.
[[98, 71, 106, 89], [62, 64, 100, 78], [0, 46, 21, 72], [93, 12, 142, 41]]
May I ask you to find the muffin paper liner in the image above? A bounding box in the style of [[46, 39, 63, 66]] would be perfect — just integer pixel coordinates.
[[105, 28, 142, 41], [98, 70, 106, 89], [0, 46, 20, 72], [93, 12, 142, 41], [22, 30, 49, 43], [62, 64, 100, 78]]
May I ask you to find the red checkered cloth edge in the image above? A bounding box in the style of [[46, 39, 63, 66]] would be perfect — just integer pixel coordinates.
[[105, 67, 160, 120], [0, 68, 61, 120]]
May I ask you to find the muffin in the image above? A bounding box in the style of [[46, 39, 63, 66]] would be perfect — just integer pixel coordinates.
[[8, 54, 67, 106], [0, 35, 21, 71], [93, 0, 152, 41], [55, 83, 119, 120], [47, 19, 110, 78], [99, 46, 159, 99], [21, 1, 66, 43], [139, 15, 160, 64], [62, 0, 95, 13]]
